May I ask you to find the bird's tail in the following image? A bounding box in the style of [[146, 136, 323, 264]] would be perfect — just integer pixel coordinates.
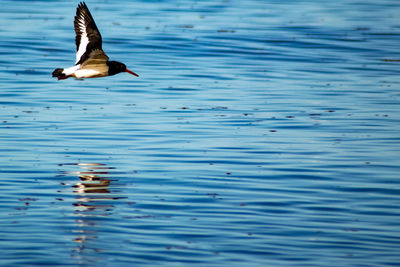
[[52, 68, 69, 80]]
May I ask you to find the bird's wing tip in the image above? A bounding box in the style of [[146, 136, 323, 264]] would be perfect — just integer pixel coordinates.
[[77, 2, 88, 11]]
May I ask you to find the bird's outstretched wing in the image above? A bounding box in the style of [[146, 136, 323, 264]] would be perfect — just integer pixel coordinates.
[[81, 49, 109, 72], [74, 2, 106, 65]]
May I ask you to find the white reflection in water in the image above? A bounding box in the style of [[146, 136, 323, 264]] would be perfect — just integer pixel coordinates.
[[59, 163, 124, 264]]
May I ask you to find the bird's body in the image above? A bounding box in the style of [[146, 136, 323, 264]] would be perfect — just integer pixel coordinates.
[[52, 2, 138, 80]]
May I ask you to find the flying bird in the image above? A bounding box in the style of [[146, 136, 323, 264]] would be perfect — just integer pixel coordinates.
[[52, 2, 138, 80]]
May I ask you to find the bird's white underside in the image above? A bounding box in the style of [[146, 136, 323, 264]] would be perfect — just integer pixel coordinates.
[[73, 68, 102, 78], [62, 64, 102, 78], [75, 15, 89, 65], [63, 65, 80, 75]]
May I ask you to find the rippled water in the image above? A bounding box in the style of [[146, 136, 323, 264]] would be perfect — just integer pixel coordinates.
[[1, 0, 400, 266]]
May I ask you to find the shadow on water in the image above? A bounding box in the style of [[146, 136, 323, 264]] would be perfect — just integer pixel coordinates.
[[58, 163, 125, 264]]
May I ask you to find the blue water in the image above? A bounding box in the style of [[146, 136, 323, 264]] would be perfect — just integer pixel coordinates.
[[1, 0, 400, 266]]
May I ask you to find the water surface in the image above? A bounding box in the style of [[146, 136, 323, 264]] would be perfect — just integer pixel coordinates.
[[1, 0, 400, 266]]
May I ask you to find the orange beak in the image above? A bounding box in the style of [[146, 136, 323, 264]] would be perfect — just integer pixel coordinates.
[[125, 68, 139, 77]]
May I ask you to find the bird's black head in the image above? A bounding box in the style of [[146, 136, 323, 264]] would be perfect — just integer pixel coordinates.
[[107, 61, 126, 76], [107, 61, 139, 77]]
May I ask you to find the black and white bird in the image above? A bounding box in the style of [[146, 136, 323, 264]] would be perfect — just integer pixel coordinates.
[[52, 2, 138, 80]]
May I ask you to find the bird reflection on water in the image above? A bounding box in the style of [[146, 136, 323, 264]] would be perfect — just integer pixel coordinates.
[[58, 163, 125, 264]]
